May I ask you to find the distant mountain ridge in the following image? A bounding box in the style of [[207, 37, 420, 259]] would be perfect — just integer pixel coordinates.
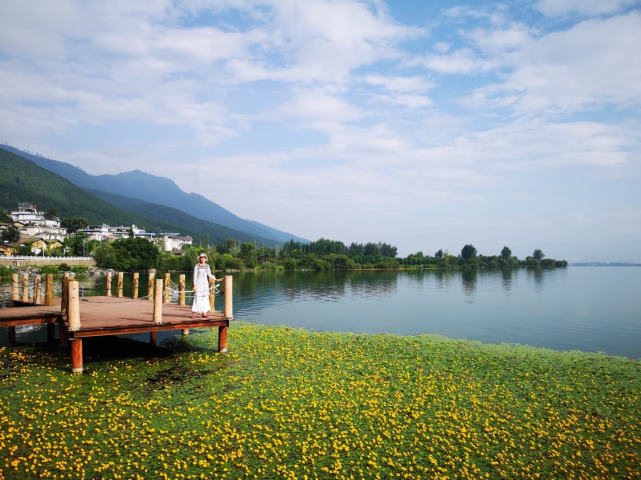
[[0, 148, 286, 246], [1, 144, 306, 244]]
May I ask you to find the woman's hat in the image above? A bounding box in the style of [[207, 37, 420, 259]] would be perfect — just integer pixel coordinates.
[[198, 253, 207, 258]]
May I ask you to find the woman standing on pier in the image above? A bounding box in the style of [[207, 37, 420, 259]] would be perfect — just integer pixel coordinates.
[[191, 253, 221, 318]]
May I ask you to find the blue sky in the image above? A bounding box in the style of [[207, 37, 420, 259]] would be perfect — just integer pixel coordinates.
[[1, 0, 640, 262]]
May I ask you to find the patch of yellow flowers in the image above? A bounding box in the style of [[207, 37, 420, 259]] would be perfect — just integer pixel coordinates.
[[1, 323, 640, 479]]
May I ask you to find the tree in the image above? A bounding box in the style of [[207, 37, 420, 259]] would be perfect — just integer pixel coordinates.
[[0, 209, 11, 223], [44, 206, 59, 220], [61, 217, 88, 233], [501, 246, 512, 259], [533, 249, 545, 260], [240, 242, 257, 268], [434, 249, 444, 258], [461, 244, 477, 260], [1, 225, 20, 243]]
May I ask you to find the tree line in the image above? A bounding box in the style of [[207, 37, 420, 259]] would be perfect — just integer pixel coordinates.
[[85, 236, 566, 272]]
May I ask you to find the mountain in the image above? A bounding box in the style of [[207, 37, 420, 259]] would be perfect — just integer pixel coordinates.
[[0, 148, 276, 245], [1, 145, 306, 244]]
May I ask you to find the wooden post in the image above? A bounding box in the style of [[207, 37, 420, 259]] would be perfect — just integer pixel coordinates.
[[70, 339, 83, 374], [58, 318, 68, 347], [149, 332, 157, 345], [164, 273, 170, 303], [153, 278, 163, 325], [8, 327, 16, 346], [106, 271, 112, 296], [147, 270, 155, 301], [117, 272, 124, 298], [61, 272, 70, 316], [179, 274, 186, 306], [34, 274, 41, 304], [132, 272, 139, 299], [45, 274, 54, 306], [68, 280, 81, 332], [224, 275, 233, 319], [218, 326, 228, 353], [21, 273, 28, 302], [209, 277, 215, 311], [11, 273, 19, 301]]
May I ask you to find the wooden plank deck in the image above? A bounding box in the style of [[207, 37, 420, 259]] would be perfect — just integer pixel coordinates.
[[1, 289, 231, 373]]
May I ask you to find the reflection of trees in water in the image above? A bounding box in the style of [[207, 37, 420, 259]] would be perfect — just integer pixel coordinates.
[[233, 270, 400, 312], [461, 268, 478, 297], [502, 268, 513, 293]]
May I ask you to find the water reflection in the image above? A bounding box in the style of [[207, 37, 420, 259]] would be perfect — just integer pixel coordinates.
[[502, 268, 513, 293], [460, 269, 477, 300]]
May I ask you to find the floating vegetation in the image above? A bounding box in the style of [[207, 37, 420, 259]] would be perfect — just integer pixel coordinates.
[[1, 323, 640, 479]]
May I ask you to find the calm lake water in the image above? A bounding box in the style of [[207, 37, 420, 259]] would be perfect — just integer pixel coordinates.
[[3, 266, 640, 358], [230, 266, 641, 359]]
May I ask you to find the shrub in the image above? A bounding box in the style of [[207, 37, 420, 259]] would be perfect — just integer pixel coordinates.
[[40, 266, 60, 275]]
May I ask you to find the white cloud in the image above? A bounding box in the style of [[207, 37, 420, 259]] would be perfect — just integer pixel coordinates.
[[536, 0, 638, 17]]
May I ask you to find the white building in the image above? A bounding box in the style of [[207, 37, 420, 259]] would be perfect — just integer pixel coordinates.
[[79, 224, 146, 242], [10, 202, 67, 242], [157, 234, 193, 252]]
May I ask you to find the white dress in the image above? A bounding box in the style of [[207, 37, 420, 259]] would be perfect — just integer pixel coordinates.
[[192, 263, 216, 313]]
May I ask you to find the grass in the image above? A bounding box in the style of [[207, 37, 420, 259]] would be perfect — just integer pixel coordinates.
[[1, 323, 640, 480]]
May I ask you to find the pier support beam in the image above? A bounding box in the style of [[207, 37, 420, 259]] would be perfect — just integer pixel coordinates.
[[132, 272, 139, 299], [8, 327, 16, 346], [58, 320, 68, 347], [224, 275, 233, 319], [164, 273, 170, 303], [45, 274, 54, 306], [11, 273, 19, 302], [179, 274, 186, 306], [218, 326, 228, 353], [70, 339, 83, 373], [117, 272, 124, 298], [153, 279, 163, 325], [21, 273, 28, 302], [34, 274, 41, 304], [149, 332, 157, 345], [106, 271, 112, 296], [147, 270, 156, 301]]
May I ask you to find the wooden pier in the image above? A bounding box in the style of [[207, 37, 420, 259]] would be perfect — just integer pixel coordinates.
[[1, 272, 232, 373]]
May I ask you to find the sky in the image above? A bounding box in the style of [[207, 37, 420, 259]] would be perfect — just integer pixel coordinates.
[[1, 0, 640, 262]]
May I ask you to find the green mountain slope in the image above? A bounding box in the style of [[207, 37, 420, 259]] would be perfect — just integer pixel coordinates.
[[0, 148, 274, 245], [90, 189, 278, 246]]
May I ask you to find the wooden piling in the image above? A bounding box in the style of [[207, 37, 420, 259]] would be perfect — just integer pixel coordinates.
[[61, 272, 70, 315], [106, 271, 112, 296], [132, 272, 139, 299], [11, 273, 19, 301], [224, 275, 233, 319], [45, 274, 54, 306], [209, 277, 215, 311], [150, 331, 157, 345], [70, 339, 83, 374], [164, 273, 170, 303], [218, 325, 228, 353], [153, 278, 163, 325], [147, 270, 155, 301], [21, 273, 28, 302], [34, 274, 41, 304], [68, 280, 81, 332], [179, 274, 186, 306], [8, 327, 16, 346], [117, 272, 124, 298]]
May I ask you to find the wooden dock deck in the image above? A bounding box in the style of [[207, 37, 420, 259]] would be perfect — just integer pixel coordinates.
[[1, 273, 232, 373]]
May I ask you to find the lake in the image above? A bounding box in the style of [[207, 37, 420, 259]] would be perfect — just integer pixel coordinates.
[[231, 266, 641, 359], [3, 266, 640, 358]]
